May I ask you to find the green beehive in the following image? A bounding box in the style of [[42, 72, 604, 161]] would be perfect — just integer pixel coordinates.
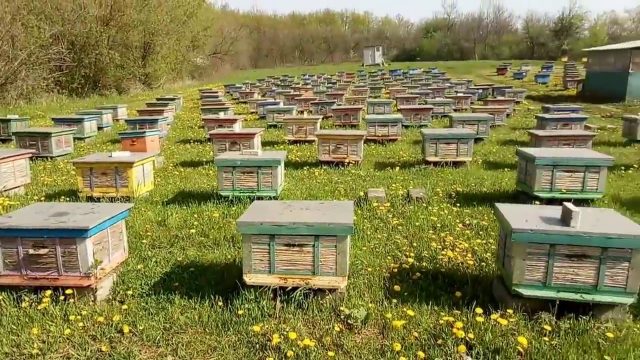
[[366, 99, 394, 115], [448, 113, 492, 139], [214, 150, 287, 197], [13, 127, 76, 157], [0, 115, 30, 141], [365, 114, 403, 141], [76, 109, 114, 131], [427, 98, 454, 116], [535, 114, 588, 131], [51, 115, 99, 140], [421, 128, 475, 164]]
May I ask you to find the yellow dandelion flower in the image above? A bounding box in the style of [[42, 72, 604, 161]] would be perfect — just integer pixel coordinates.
[[121, 304, 128, 310], [100, 344, 110, 353], [392, 320, 407, 329], [58, 295, 65, 301], [122, 324, 130, 335], [497, 318, 509, 326], [385, 313, 392, 319], [454, 291, 462, 298], [271, 334, 281, 346], [467, 333, 475, 340], [474, 307, 483, 314], [490, 314, 498, 320], [543, 324, 552, 331], [327, 351, 335, 357], [288, 331, 298, 340], [456, 330, 466, 338], [475, 316, 484, 323], [237, 310, 245, 315], [417, 351, 426, 359], [63, 328, 72, 335], [392, 342, 402, 352], [605, 332, 615, 339], [399, 357, 408, 360], [96, 316, 105, 323], [393, 285, 401, 292], [286, 350, 294, 358], [454, 321, 464, 329], [517, 336, 528, 349], [506, 309, 514, 314], [334, 324, 341, 332], [64, 289, 74, 295], [31, 327, 40, 336], [457, 344, 467, 353], [252, 325, 262, 333], [112, 315, 121, 322], [44, 290, 52, 297], [302, 338, 315, 347], [543, 337, 550, 342]]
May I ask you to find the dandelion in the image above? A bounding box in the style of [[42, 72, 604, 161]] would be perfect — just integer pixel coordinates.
[[406, 309, 416, 317], [252, 325, 262, 333], [385, 313, 393, 319], [64, 289, 74, 295], [467, 333, 475, 340], [288, 331, 298, 340], [271, 333, 281, 346], [417, 351, 426, 359], [490, 314, 499, 320], [475, 316, 484, 323], [543, 337, 550, 342], [237, 310, 245, 315], [457, 344, 467, 354], [327, 351, 335, 357], [121, 304, 128, 310], [517, 336, 528, 349], [399, 357, 408, 360], [454, 291, 462, 298], [454, 321, 464, 329], [96, 316, 105, 323], [31, 327, 40, 336], [506, 309, 514, 314], [122, 325, 131, 335], [497, 318, 509, 326], [605, 332, 615, 339], [543, 324, 552, 331], [44, 290, 52, 297], [392, 320, 407, 329], [64, 328, 72, 336], [474, 307, 483, 314], [286, 350, 294, 358], [302, 338, 316, 347], [393, 285, 401, 292], [334, 324, 341, 332], [112, 315, 121, 322], [455, 330, 466, 339], [392, 342, 402, 352]]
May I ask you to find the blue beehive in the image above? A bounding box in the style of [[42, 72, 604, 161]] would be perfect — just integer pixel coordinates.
[[535, 72, 552, 85], [512, 70, 527, 80]]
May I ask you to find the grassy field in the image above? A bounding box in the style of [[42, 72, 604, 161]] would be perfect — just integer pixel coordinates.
[[1, 60, 640, 359]]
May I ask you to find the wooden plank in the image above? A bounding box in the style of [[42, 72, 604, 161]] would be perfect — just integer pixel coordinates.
[[627, 249, 640, 292], [510, 243, 527, 285], [336, 236, 350, 277], [513, 285, 636, 305], [242, 235, 253, 275], [243, 273, 347, 290]]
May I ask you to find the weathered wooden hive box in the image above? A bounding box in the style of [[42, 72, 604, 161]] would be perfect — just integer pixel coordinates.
[[310, 100, 337, 118], [516, 147, 614, 199], [214, 150, 286, 197], [200, 99, 232, 107], [72, 151, 157, 198], [409, 89, 433, 103], [541, 104, 584, 115], [395, 94, 420, 107], [156, 95, 183, 112], [97, 104, 128, 122], [0, 202, 133, 300], [493, 202, 640, 305], [51, 115, 99, 141], [13, 127, 75, 157], [144, 101, 176, 118], [208, 128, 264, 155], [331, 105, 363, 126], [471, 105, 509, 126], [528, 130, 596, 149], [622, 115, 640, 141], [201, 104, 234, 116], [257, 100, 283, 118], [246, 98, 264, 114], [483, 97, 516, 116], [427, 98, 455, 117], [365, 114, 403, 141], [492, 85, 514, 97], [119, 129, 162, 154], [316, 130, 366, 164], [326, 91, 346, 104], [202, 115, 244, 133], [294, 96, 318, 112], [445, 94, 473, 111], [76, 109, 114, 131], [388, 87, 408, 99], [350, 87, 370, 97], [313, 89, 328, 100], [0, 149, 36, 195], [344, 95, 367, 106], [496, 65, 509, 76], [264, 106, 297, 127], [0, 115, 30, 141], [366, 99, 395, 115], [448, 113, 492, 139], [368, 85, 384, 98], [125, 116, 169, 138], [281, 115, 322, 142], [469, 86, 492, 100], [504, 88, 527, 103], [427, 86, 447, 98], [238, 90, 259, 102], [535, 113, 588, 131], [237, 200, 354, 290], [282, 92, 303, 106], [421, 128, 475, 164], [274, 89, 293, 102], [398, 105, 434, 126], [136, 107, 174, 124], [459, 89, 480, 103], [450, 80, 468, 91]]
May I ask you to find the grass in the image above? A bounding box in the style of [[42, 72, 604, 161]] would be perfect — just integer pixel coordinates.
[[0, 60, 640, 359]]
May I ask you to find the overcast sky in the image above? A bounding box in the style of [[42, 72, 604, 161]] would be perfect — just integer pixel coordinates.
[[222, 0, 638, 21]]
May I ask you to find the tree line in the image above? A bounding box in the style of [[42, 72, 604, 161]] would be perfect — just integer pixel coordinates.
[[1, 0, 638, 103]]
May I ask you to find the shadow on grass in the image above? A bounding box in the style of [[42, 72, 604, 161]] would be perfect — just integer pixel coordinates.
[[107, 138, 121, 145], [593, 139, 634, 148], [152, 261, 243, 300], [374, 159, 423, 171], [262, 140, 286, 147], [164, 190, 230, 206], [612, 194, 640, 215], [43, 189, 81, 202], [286, 160, 320, 170], [527, 93, 613, 105], [178, 159, 214, 168], [481, 160, 517, 171], [177, 138, 209, 145], [451, 189, 524, 207], [610, 163, 638, 173], [497, 138, 528, 147]]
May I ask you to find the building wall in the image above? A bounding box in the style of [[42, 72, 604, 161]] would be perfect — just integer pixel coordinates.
[[583, 49, 632, 101]]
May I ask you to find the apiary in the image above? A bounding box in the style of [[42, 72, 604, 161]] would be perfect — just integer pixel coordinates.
[[344, 95, 367, 107], [516, 147, 614, 199], [237, 200, 354, 290], [493, 202, 640, 306], [397, 105, 434, 126], [448, 113, 492, 139], [331, 106, 363, 127], [208, 128, 264, 155], [51, 115, 99, 141], [420, 128, 475, 164], [427, 98, 454, 117], [527, 130, 596, 148], [310, 100, 337, 118], [264, 106, 297, 127], [13, 127, 75, 157], [0, 149, 36, 195], [125, 116, 169, 138], [365, 114, 403, 141], [445, 94, 473, 112], [0, 202, 133, 301], [257, 100, 283, 118], [492, 85, 514, 97], [315, 130, 366, 164], [366, 99, 395, 115], [119, 129, 162, 154], [541, 104, 584, 115], [156, 95, 183, 112], [201, 104, 234, 116], [238, 90, 259, 102], [281, 115, 322, 142], [215, 150, 286, 197], [72, 151, 157, 198], [0, 115, 30, 141], [326, 91, 346, 104], [504, 88, 527, 103], [471, 105, 509, 126], [97, 104, 128, 122], [535, 113, 588, 131], [201, 115, 244, 133], [622, 115, 640, 141], [395, 94, 420, 107], [483, 97, 516, 116], [76, 110, 114, 131]]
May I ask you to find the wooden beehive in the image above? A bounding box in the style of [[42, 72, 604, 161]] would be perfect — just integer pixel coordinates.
[[397, 105, 434, 126], [281, 115, 322, 142], [344, 95, 367, 106], [469, 86, 492, 100], [257, 100, 283, 118], [145, 101, 176, 117], [119, 129, 162, 153], [214, 151, 286, 197], [156, 95, 183, 112], [294, 96, 318, 113], [0, 202, 133, 301], [283, 92, 303, 106], [365, 114, 403, 141], [0, 149, 35, 195], [504, 88, 527, 103], [264, 106, 297, 127], [326, 91, 346, 104], [426, 98, 454, 116], [275, 89, 294, 102], [331, 106, 362, 127], [237, 200, 354, 290], [622, 115, 640, 141], [494, 202, 640, 305], [421, 128, 475, 164], [483, 97, 516, 116], [350, 87, 369, 97], [201, 105, 234, 116], [310, 100, 337, 118], [208, 128, 264, 155], [516, 147, 614, 199], [368, 85, 384, 98], [0, 115, 30, 141], [492, 85, 514, 97], [496, 65, 509, 76], [201, 115, 244, 133], [409, 89, 433, 103], [541, 104, 584, 115], [535, 113, 588, 131], [238, 90, 259, 102], [395, 94, 420, 107], [445, 94, 473, 112], [450, 80, 468, 91], [246, 98, 263, 114], [51, 115, 99, 141], [528, 130, 596, 148], [316, 130, 366, 164], [97, 104, 128, 122], [136, 107, 174, 124], [125, 116, 169, 138], [76, 110, 114, 131], [72, 151, 156, 198], [471, 105, 509, 126], [448, 113, 492, 139], [366, 99, 394, 115], [388, 87, 408, 99], [13, 127, 75, 157]]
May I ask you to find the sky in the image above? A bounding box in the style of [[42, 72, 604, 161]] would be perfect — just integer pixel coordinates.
[[221, 0, 638, 21]]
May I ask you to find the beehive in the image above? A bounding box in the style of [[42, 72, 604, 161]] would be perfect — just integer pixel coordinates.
[[388, 87, 408, 99], [76, 110, 114, 131], [496, 65, 509, 76], [504, 88, 527, 103], [483, 97, 516, 116], [119, 129, 162, 153], [471, 105, 509, 126], [0, 202, 133, 300], [97, 104, 128, 122], [366, 99, 394, 115], [409, 89, 433, 103], [459, 89, 480, 103], [264, 106, 297, 127], [427, 98, 454, 116], [281, 115, 322, 142], [201, 115, 244, 133], [365, 114, 403, 141], [535, 72, 552, 85], [246, 98, 263, 114], [421, 128, 475, 164], [427, 86, 447, 98], [331, 106, 363, 127], [469, 86, 492, 100], [51, 115, 99, 141], [215, 151, 286, 197], [0, 115, 29, 141], [294, 96, 319, 113], [344, 95, 367, 106], [494, 202, 640, 305], [0, 149, 36, 195], [208, 128, 264, 155], [13, 127, 75, 157], [516, 148, 614, 199], [541, 104, 583, 115], [275, 89, 294, 102], [283, 92, 303, 106], [350, 87, 369, 97], [535, 113, 588, 131], [622, 115, 640, 141], [445, 94, 473, 112], [448, 113, 492, 139], [156, 95, 183, 112], [326, 91, 346, 104], [201, 105, 234, 116], [512, 70, 527, 80], [395, 94, 420, 107], [136, 108, 174, 124], [256, 100, 283, 118], [528, 130, 596, 148], [397, 105, 434, 126], [144, 101, 176, 117], [238, 90, 259, 102], [125, 116, 169, 138], [238, 200, 354, 290], [310, 100, 337, 118], [492, 85, 514, 97], [316, 130, 366, 164]]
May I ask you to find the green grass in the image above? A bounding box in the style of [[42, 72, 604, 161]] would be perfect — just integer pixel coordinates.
[[1, 60, 640, 359]]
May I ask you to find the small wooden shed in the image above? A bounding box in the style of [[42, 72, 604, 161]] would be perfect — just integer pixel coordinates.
[[582, 40, 640, 101], [421, 128, 475, 164], [13, 127, 75, 157], [316, 130, 366, 164], [0, 115, 30, 141], [214, 150, 286, 197], [363, 45, 385, 66], [0, 149, 36, 195], [238, 200, 354, 290]]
